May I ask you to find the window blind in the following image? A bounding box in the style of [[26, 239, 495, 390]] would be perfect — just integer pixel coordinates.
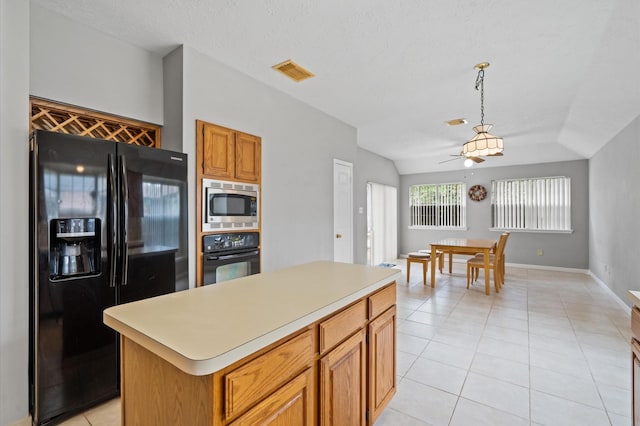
[[410, 183, 466, 228], [491, 176, 571, 231]]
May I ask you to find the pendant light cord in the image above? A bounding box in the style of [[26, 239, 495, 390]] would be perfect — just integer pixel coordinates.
[[475, 68, 485, 126]]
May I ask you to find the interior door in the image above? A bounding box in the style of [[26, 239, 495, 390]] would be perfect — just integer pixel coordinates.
[[333, 159, 353, 263]]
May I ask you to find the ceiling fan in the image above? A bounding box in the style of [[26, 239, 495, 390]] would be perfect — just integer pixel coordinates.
[[438, 151, 503, 165], [439, 152, 485, 164]]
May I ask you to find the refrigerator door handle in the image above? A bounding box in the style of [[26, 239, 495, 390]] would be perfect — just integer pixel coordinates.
[[119, 155, 129, 286], [108, 154, 117, 288]]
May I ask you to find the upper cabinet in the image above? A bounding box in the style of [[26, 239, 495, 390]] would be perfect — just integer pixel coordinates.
[[202, 123, 235, 178], [234, 132, 261, 183], [199, 120, 261, 183]]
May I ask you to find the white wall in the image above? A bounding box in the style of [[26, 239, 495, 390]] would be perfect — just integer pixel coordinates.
[[162, 47, 184, 153], [0, 1, 30, 423], [589, 115, 640, 305], [7, 6, 167, 423], [179, 46, 358, 272], [400, 160, 590, 269], [29, 5, 164, 125]]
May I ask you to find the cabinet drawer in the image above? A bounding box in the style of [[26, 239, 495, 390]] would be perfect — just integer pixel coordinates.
[[369, 282, 396, 320], [229, 368, 314, 426], [633, 308, 640, 341], [225, 330, 313, 420], [319, 299, 367, 354]]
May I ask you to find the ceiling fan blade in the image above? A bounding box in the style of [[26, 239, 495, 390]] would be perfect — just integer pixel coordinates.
[[471, 156, 485, 163], [488, 152, 503, 157], [438, 157, 460, 164]]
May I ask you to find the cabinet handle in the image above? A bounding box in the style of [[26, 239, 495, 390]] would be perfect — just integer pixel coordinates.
[[336, 234, 342, 239]]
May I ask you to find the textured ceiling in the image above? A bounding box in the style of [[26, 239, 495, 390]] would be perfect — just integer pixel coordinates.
[[32, 0, 640, 174]]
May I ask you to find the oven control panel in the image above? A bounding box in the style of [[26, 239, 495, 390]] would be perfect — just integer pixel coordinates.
[[203, 232, 259, 254]]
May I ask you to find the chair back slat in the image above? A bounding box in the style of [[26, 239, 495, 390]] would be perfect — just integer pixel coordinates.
[[494, 232, 510, 262]]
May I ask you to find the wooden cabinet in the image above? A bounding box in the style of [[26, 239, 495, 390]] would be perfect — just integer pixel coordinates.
[[121, 337, 215, 426], [229, 369, 314, 426], [199, 120, 261, 183], [317, 283, 397, 426], [202, 123, 235, 178], [368, 284, 395, 320], [632, 307, 640, 425], [319, 329, 367, 426], [368, 306, 396, 424], [319, 300, 367, 353], [223, 330, 313, 420], [118, 281, 396, 426], [633, 340, 640, 425], [234, 131, 261, 183]]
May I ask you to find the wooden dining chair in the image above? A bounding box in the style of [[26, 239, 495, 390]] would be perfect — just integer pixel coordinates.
[[481, 232, 510, 280], [468, 232, 511, 285], [466, 232, 510, 293], [406, 250, 443, 285]]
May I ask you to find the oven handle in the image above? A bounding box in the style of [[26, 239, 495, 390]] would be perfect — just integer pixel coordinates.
[[206, 250, 259, 261]]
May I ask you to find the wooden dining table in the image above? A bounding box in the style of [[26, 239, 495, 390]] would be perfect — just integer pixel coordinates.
[[430, 238, 497, 295]]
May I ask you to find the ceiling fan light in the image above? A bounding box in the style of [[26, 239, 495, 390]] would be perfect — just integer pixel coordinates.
[[464, 158, 474, 167], [463, 124, 503, 157]]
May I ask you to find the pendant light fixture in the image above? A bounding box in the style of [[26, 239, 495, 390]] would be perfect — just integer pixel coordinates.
[[462, 62, 503, 158]]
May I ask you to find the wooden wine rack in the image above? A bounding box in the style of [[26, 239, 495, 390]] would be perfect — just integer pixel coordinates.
[[30, 97, 161, 147]]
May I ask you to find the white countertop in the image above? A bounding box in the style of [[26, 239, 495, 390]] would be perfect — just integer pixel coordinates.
[[628, 290, 640, 308], [104, 261, 400, 376]]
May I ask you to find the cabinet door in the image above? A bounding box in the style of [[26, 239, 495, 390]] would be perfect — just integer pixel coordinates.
[[319, 329, 366, 426], [229, 368, 314, 426], [368, 306, 396, 425], [633, 340, 640, 426], [202, 123, 235, 178], [234, 132, 261, 182], [224, 331, 313, 420]]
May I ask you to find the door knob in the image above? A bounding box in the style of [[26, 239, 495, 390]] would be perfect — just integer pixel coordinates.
[[336, 234, 342, 239]]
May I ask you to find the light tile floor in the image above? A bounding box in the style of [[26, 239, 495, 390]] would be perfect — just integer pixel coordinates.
[[376, 260, 632, 426], [58, 261, 632, 426]]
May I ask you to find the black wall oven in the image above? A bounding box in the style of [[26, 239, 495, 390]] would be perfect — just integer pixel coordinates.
[[202, 232, 260, 285]]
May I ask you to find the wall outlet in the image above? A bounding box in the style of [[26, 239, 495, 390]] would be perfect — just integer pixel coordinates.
[[358, 207, 364, 214], [537, 249, 543, 256]]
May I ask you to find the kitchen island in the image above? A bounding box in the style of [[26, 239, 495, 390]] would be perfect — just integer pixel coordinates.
[[104, 261, 400, 425]]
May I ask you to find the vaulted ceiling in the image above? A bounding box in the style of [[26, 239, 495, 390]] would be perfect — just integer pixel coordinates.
[[33, 0, 640, 174]]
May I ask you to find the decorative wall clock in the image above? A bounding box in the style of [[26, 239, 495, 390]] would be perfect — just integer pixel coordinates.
[[468, 184, 487, 201]]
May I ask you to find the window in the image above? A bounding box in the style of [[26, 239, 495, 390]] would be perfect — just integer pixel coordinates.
[[491, 176, 571, 231], [409, 183, 466, 228]]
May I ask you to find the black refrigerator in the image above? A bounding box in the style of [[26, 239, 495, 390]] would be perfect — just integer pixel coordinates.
[[29, 130, 188, 425]]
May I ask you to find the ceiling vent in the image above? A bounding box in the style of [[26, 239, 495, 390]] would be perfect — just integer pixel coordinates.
[[272, 59, 315, 82]]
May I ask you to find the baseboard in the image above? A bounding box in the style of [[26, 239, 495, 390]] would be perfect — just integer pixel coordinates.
[[504, 262, 589, 274], [8, 415, 31, 426], [400, 253, 631, 309], [588, 271, 631, 312]]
